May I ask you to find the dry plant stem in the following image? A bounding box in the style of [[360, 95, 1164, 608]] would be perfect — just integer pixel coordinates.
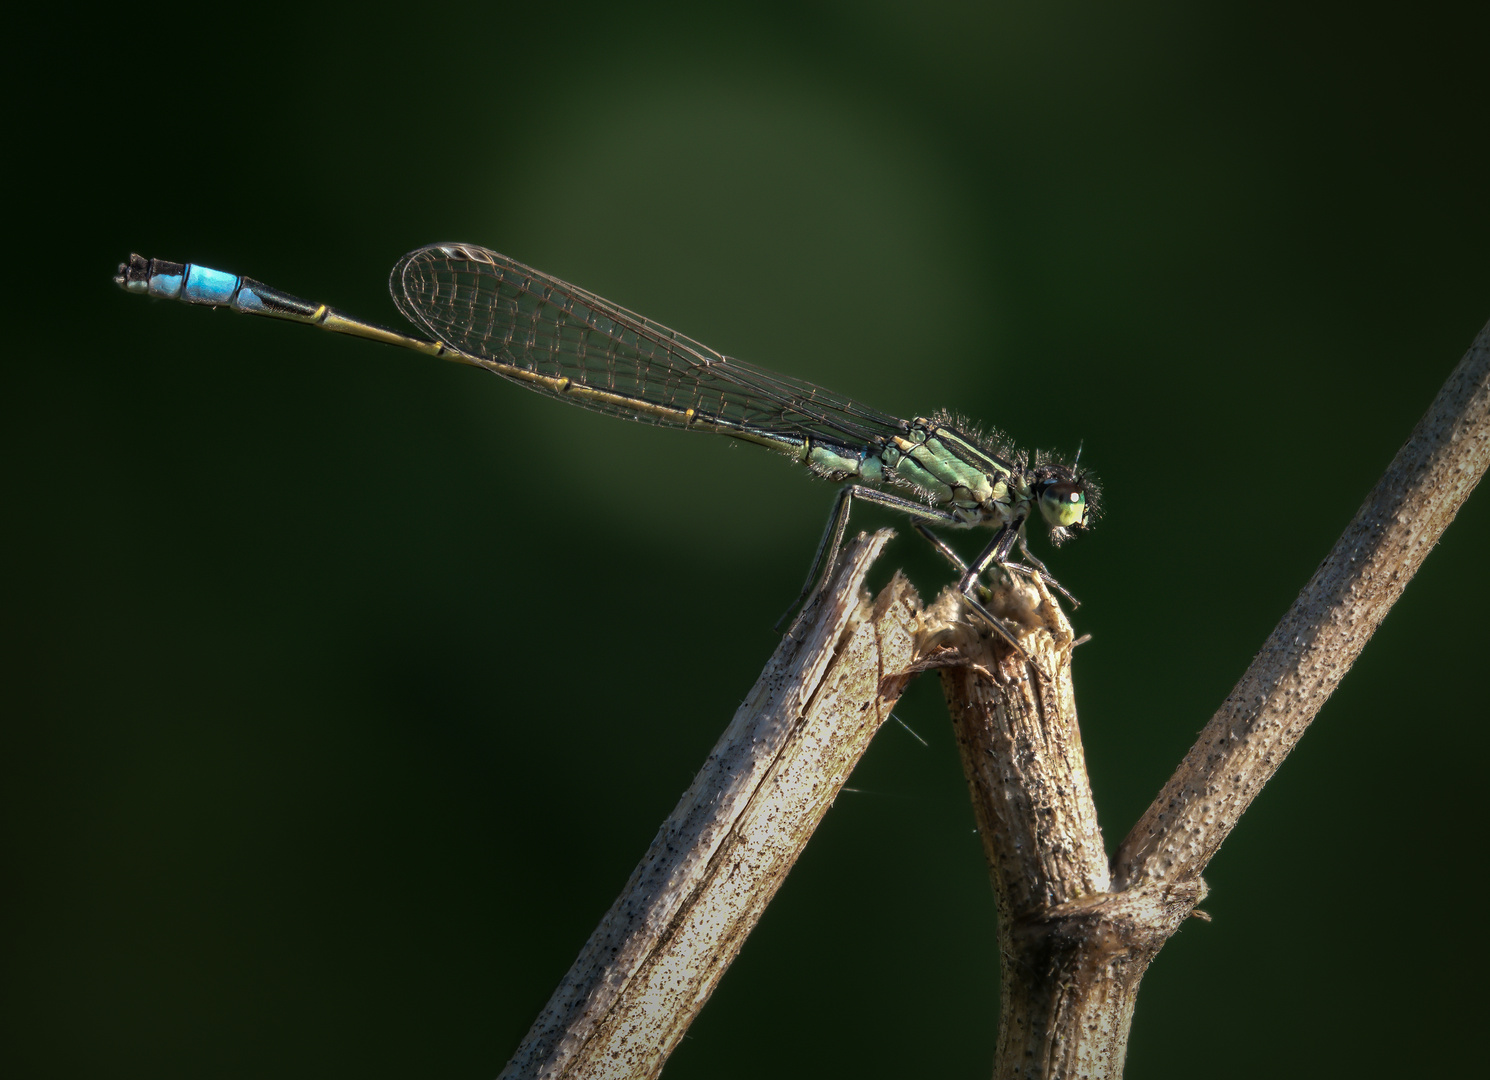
[[1114, 319, 1490, 887], [494, 321, 1489, 1080], [925, 319, 1488, 1079], [930, 579, 1199, 1079], [499, 529, 922, 1080]]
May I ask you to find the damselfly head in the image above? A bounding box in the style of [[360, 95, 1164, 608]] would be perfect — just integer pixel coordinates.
[[1031, 453, 1100, 544]]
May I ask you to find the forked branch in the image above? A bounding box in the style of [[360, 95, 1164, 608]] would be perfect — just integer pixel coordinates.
[[502, 320, 1488, 1080], [930, 319, 1490, 1076]]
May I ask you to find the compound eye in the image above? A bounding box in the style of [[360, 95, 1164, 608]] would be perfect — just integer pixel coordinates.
[[1039, 481, 1086, 528]]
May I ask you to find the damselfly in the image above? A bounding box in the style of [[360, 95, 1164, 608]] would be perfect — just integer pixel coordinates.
[[115, 244, 1098, 658]]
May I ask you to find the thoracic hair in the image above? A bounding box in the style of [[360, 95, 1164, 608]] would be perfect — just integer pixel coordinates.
[[929, 409, 1026, 472]]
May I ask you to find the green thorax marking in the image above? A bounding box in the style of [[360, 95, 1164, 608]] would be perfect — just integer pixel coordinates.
[[801, 415, 1028, 525]]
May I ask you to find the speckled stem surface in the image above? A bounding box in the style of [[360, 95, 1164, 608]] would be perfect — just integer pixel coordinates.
[[1114, 320, 1490, 888], [930, 579, 1202, 1079], [498, 530, 922, 1080]]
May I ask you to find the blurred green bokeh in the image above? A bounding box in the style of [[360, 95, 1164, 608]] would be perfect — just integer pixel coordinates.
[[6, 3, 1488, 1077]]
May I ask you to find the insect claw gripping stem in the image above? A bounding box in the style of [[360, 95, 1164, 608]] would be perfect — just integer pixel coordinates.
[[911, 523, 1059, 680]]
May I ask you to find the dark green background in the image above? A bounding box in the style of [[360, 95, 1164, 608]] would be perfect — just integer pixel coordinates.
[[8, 2, 1488, 1076]]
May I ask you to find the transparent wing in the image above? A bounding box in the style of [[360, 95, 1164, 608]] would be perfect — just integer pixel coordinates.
[[390, 244, 910, 450]]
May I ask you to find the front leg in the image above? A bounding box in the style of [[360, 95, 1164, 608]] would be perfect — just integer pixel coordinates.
[[956, 518, 1023, 596], [910, 522, 1039, 667], [1015, 533, 1080, 608], [917, 521, 1077, 611]]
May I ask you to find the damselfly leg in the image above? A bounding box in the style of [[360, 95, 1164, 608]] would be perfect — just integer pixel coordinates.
[[778, 487, 1050, 667], [914, 523, 1079, 609], [776, 484, 968, 636]]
